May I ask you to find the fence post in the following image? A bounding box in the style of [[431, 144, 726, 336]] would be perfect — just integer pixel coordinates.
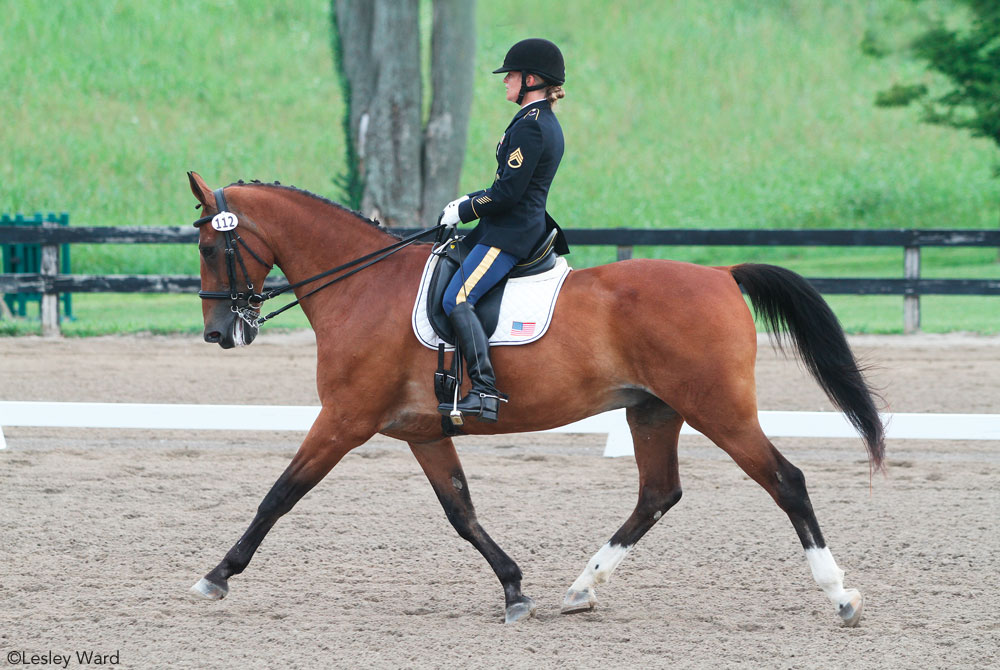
[[14, 214, 31, 316], [40, 220, 60, 337], [617, 245, 633, 261], [903, 245, 920, 334], [55, 212, 72, 319]]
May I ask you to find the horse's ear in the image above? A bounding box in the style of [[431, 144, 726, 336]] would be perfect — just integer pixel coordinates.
[[188, 171, 213, 208]]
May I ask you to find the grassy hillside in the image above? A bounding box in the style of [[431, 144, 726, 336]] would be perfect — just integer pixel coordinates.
[[1, 0, 998, 334], [2, 0, 346, 277]]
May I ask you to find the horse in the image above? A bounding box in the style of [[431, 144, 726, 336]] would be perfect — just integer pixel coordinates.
[[186, 171, 884, 626]]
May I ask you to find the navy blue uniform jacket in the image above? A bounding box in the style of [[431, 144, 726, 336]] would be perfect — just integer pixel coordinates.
[[457, 100, 567, 259]]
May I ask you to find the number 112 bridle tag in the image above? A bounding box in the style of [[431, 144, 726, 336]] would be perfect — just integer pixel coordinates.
[[211, 212, 238, 231]]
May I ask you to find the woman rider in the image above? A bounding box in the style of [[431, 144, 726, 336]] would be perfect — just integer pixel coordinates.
[[437, 38, 569, 423]]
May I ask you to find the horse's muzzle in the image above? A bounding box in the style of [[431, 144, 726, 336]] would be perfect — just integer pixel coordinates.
[[204, 313, 258, 349]]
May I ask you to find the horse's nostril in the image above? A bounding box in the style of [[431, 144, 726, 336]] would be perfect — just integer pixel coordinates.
[[205, 331, 222, 343]]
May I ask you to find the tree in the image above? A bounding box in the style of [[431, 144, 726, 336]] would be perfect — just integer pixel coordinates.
[[333, 0, 476, 228], [873, 1, 1000, 160]]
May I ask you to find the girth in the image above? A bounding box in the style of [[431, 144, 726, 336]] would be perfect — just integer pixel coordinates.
[[426, 228, 560, 344]]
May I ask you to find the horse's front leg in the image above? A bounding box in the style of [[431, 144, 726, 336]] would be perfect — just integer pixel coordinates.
[[408, 438, 535, 623], [190, 408, 371, 600]]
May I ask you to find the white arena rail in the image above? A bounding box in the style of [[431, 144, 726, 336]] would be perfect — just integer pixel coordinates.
[[2, 401, 1000, 455]]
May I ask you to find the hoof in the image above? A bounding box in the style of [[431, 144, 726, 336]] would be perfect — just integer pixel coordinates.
[[561, 587, 597, 614], [190, 577, 228, 600], [504, 596, 537, 624], [838, 589, 864, 627]]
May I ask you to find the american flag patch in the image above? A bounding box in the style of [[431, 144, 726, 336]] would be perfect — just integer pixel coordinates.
[[511, 321, 536, 336]]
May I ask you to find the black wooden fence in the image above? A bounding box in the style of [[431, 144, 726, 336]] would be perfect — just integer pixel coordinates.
[[1, 224, 998, 335]]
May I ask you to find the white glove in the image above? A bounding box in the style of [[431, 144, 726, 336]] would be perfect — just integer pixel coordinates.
[[439, 195, 469, 227]]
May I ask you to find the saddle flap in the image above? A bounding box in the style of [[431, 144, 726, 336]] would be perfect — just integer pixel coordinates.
[[413, 238, 571, 350], [425, 239, 506, 344]]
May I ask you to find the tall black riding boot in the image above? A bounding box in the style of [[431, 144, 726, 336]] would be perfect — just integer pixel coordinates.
[[437, 302, 504, 423]]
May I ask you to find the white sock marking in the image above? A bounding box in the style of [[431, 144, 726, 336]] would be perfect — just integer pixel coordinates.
[[805, 546, 848, 606], [569, 542, 631, 592]]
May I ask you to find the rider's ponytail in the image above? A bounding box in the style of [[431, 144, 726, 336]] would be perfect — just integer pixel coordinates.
[[545, 85, 565, 107]]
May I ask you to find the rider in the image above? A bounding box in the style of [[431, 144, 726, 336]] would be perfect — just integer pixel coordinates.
[[437, 38, 569, 423]]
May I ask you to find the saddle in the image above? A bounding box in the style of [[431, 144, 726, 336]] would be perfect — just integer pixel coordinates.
[[426, 228, 560, 345]]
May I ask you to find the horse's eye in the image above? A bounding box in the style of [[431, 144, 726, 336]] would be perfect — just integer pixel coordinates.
[[200, 246, 215, 259]]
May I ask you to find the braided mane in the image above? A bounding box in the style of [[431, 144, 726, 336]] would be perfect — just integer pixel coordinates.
[[228, 179, 399, 239]]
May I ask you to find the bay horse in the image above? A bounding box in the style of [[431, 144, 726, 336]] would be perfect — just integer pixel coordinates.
[[186, 172, 884, 626]]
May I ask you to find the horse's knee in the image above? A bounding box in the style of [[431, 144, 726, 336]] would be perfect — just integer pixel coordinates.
[[664, 486, 683, 511], [609, 485, 682, 547], [256, 478, 301, 518], [446, 508, 478, 542], [434, 488, 479, 541], [257, 495, 289, 519], [640, 485, 683, 519]]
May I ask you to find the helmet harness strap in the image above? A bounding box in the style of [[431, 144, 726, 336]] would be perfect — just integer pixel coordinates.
[[516, 71, 549, 105]]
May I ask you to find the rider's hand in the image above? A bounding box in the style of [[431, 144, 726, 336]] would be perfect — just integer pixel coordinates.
[[438, 195, 469, 228]]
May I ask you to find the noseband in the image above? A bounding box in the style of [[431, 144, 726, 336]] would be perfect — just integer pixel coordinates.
[[193, 188, 273, 327], [192, 186, 447, 328]]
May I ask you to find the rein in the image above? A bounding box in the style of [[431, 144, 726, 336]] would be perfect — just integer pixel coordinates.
[[194, 187, 445, 327]]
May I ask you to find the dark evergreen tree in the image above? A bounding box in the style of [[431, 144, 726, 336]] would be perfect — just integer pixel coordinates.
[[873, 1, 1000, 158]]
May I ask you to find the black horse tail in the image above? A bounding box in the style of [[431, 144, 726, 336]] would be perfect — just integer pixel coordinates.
[[730, 263, 885, 471]]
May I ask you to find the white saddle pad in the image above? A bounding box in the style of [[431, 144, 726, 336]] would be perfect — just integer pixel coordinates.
[[411, 252, 572, 350]]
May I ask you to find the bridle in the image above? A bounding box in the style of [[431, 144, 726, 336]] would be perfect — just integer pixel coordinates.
[[193, 186, 445, 328], [194, 188, 273, 328]]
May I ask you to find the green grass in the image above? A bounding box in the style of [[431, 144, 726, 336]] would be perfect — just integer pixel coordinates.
[[1, 0, 998, 335], [2, 0, 346, 277]]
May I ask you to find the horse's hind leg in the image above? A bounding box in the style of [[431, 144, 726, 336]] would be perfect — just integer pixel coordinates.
[[408, 438, 534, 624], [562, 396, 683, 614], [699, 419, 865, 627], [190, 409, 368, 600]]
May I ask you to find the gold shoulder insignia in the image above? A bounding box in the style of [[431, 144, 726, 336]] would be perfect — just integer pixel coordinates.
[[527, 108, 539, 119], [507, 147, 524, 169]]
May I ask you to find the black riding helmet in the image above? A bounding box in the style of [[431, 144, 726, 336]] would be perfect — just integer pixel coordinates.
[[493, 38, 565, 104]]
